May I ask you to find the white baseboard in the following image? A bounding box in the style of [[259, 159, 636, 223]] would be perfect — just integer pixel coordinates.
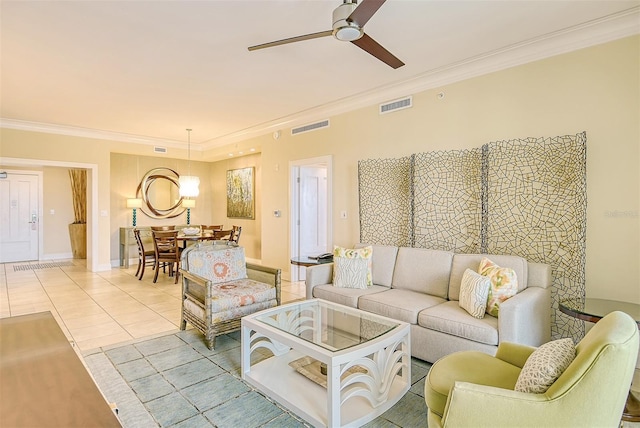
[[41, 252, 74, 260]]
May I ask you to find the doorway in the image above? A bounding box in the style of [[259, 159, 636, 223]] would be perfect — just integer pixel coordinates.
[[290, 156, 332, 282], [0, 170, 42, 262]]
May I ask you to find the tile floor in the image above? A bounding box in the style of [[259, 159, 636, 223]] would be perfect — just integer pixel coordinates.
[[0, 259, 306, 352]]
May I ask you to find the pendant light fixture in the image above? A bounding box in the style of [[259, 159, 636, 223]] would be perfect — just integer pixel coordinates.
[[179, 128, 200, 198]]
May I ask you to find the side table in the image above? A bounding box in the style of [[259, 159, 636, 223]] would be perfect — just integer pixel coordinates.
[[559, 298, 640, 422], [291, 256, 333, 267]]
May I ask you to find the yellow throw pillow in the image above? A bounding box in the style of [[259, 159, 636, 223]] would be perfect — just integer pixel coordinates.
[[333, 245, 373, 289], [478, 257, 518, 317]]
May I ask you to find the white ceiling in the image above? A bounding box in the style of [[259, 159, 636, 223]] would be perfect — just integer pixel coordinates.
[[1, 0, 639, 157]]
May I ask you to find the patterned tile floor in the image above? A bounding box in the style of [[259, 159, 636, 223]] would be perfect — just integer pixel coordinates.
[[84, 328, 431, 428]]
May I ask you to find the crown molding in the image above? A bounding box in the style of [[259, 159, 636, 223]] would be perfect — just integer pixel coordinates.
[[0, 119, 202, 151], [201, 6, 640, 149], [2, 7, 638, 151]]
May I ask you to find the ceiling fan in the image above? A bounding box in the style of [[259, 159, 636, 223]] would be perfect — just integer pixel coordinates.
[[248, 0, 404, 69]]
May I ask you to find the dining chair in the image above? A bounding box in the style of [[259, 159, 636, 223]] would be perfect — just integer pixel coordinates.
[[212, 229, 233, 240], [230, 225, 242, 244], [201, 225, 223, 231], [151, 225, 175, 231], [133, 228, 155, 280], [152, 230, 182, 283]]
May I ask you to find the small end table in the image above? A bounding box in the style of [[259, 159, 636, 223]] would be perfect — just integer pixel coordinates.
[[559, 298, 640, 422], [290, 256, 333, 267]]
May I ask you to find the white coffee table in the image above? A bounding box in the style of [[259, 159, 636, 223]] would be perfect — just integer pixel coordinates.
[[241, 299, 410, 427]]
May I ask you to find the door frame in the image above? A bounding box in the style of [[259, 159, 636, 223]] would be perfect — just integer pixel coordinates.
[[0, 157, 99, 272], [1, 169, 43, 262], [289, 155, 333, 282]]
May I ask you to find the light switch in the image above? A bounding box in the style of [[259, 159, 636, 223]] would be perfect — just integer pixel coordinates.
[[100, 210, 108, 217], [49, 209, 55, 215], [340, 211, 347, 219]]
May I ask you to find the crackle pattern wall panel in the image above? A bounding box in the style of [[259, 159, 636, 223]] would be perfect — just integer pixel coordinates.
[[413, 149, 483, 253], [358, 157, 412, 247], [358, 133, 587, 341], [485, 133, 587, 341]]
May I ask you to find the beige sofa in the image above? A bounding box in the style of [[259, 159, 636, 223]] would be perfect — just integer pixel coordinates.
[[305, 244, 552, 363]]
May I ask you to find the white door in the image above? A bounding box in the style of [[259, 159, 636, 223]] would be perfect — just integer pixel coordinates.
[[290, 156, 332, 282], [300, 166, 328, 257], [0, 172, 39, 262]]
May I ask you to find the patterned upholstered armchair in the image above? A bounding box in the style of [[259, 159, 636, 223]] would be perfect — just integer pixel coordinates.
[[180, 242, 281, 349]]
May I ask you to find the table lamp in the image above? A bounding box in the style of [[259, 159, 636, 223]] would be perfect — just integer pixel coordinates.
[[182, 199, 196, 225], [126, 198, 143, 227]]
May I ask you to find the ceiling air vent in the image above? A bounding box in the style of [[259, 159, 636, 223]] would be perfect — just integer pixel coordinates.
[[154, 146, 167, 154], [291, 119, 330, 136], [379, 96, 412, 115]]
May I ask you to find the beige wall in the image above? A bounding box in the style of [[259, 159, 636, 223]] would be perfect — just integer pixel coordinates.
[[109, 152, 263, 262], [0, 36, 638, 305], [42, 166, 74, 256], [255, 36, 639, 304]]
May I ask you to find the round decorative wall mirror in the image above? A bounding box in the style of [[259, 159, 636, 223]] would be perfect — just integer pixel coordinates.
[[136, 167, 186, 219]]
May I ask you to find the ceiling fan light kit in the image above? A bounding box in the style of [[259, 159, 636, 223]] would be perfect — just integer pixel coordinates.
[[333, 1, 363, 41], [248, 0, 404, 69]]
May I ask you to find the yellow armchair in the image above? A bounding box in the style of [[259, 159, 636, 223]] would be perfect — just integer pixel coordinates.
[[425, 311, 639, 427]]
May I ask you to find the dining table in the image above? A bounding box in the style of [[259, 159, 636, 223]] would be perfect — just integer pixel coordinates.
[[177, 230, 217, 248]]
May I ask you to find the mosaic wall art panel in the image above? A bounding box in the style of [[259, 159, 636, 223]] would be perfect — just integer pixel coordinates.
[[485, 133, 587, 341], [357, 133, 587, 341], [358, 157, 412, 247], [413, 149, 483, 253]]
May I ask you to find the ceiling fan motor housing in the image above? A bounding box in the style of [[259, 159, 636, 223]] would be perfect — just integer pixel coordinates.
[[332, 1, 363, 41]]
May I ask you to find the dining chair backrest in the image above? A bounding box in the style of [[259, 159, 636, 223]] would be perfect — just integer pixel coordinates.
[[151, 225, 175, 231], [230, 226, 242, 244], [212, 229, 233, 240], [201, 225, 223, 231], [151, 230, 181, 284]]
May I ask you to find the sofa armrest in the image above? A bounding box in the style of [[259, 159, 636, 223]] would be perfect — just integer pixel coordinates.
[[441, 382, 550, 427], [305, 263, 334, 299], [498, 286, 551, 346], [181, 270, 210, 304], [246, 263, 282, 305], [494, 342, 536, 368]]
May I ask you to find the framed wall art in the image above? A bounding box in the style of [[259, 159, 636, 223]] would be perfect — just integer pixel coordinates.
[[226, 167, 255, 219]]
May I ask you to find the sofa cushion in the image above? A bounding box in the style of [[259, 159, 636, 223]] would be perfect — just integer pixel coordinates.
[[458, 269, 491, 319], [207, 278, 276, 312], [333, 245, 372, 288], [418, 301, 499, 345], [187, 245, 247, 284], [355, 243, 398, 287], [479, 257, 519, 317], [449, 254, 528, 301], [312, 284, 389, 308], [184, 298, 277, 323], [358, 289, 446, 324], [391, 247, 454, 299], [425, 350, 522, 418]]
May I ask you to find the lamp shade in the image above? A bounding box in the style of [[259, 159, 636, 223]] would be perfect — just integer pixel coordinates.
[[126, 198, 143, 208], [179, 175, 200, 197], [181, 199, 196, 208]]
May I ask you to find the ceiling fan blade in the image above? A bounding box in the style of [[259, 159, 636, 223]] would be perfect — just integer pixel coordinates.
[[351, 33, 404, 69], [248, 30, 333, 51], [347, 0, 387, 26]]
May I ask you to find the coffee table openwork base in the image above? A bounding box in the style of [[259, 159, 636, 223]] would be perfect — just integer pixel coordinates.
[[241, 299, 411, 428]]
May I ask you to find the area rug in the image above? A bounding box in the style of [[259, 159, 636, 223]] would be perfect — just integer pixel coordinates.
[[83, 328, 431, 428]]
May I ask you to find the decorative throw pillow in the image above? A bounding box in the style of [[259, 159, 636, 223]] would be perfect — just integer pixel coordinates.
[[333, 245, 373, 289], [514, 338, 576, 393], [187, 245, 247, 284], [478, 257, 518, 317], [458, 269, 491, 318]]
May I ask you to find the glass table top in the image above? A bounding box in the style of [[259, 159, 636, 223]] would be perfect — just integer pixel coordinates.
[[254, 299, 400, 352], [559, 298, 640, 326]]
